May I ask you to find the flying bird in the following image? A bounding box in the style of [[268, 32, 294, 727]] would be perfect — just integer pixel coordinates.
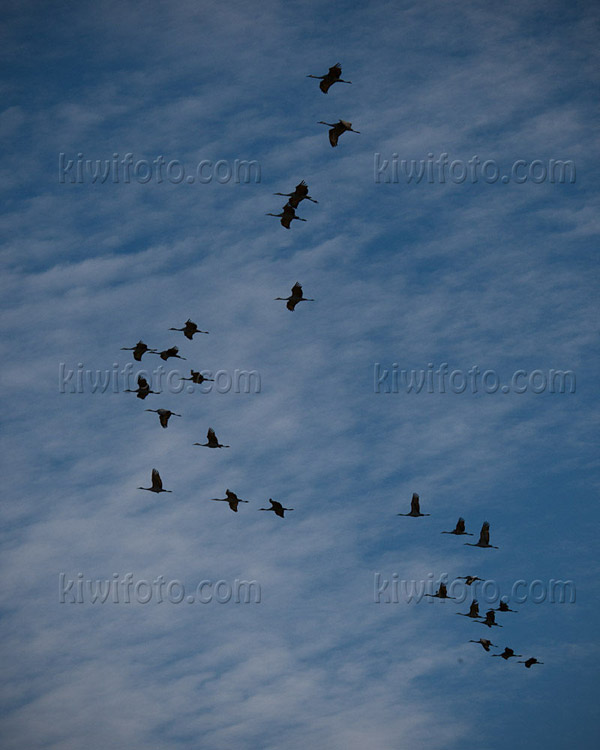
[[275, 282, 315, 311], [318, 119, 360, 147], [424, 582, 456, 599], [442, 517, 473, 535], [456, 576, 484, 586], [155, 346, 186, 361], [518, 657, 543, 668], [181, 370, 215, 384], [273, 181, 318, 209], [457, 600, 480, 618], [138, 469, 172, 494], [210, 489, 248, 513], [259, 499, 293, 518], [194, 428, 230, 448], [307, 63, 351, 93], [120, 340, 157, 361], [495, 600, 518, 613], [465, 521, 498, 549], [266, 204, 307, 229], [145, 408, 181, 428], [477, 609, 502, 628], [492, 647, 522, 660], [169, 319, 209, 339], [397, 493, 430, 517], [469, 638, 497, 652], [124, 375, 160, 400]]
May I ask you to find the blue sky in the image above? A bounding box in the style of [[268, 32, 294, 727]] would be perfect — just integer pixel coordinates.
[[1, 0, 599, 748]]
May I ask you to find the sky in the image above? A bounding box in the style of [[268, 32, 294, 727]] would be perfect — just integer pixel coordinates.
[[1, 0, 599, 748]]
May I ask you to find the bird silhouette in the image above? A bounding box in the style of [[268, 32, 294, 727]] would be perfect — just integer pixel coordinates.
[[456, 576, 484, 586], [145, 408, 181, 428], [210, 489, 248, 513], [477, 609, 502, 628], [153, 346, 186, 361], [457, 600, 480, 618], [442, 517, 473, 535], [307, 63, 351, 93], [518, 657, 543, 668], [424, 582, 456, 599], [194, 428, 230, 448], [469, 638, 497, 652], [318, 120, 360, 147], [124, 375, 160, 400], [181, 370, 214, 384], [169, 319, 209, 339], [492, 647, 522, 660], [495, 600, 518, 613], [398, 493, 430, 517], [273, 181, 318, 209], [120, 341, 157, 361], [259, 499, 293, 518], [465, 521, 498, 549], [138, 469, 172, 494], [275, 282, 315, 311], [266, 203, 307, 229]]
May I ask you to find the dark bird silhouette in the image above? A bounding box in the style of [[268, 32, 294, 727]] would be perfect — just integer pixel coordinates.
[[398, 493, 430, 517], [124, 375, 160, 400], [121, 340, 157, 361], [477, 609, 502, 628], [210, 489, 248, 513], [259, 498, 293, 518], [138, 468, 172, 494], [181, 370, 214, 384], [518, 657, 543, 668], [273, 181, 318, 209], [169, 319, 208, 339], [493, 647, 522, 660], [307, 63, 351, 93], [266, 203, 307, 229], [469, 638, 497, 652], [424, 582, 456, 599], [194, 427, 230, 448], [145, 408, 181, 428], [318, 120, 360, 147], [155, 346, 186, 361], [465, 521, 498, 549], [275, 282, 315, 311], [496, 600, 518, 613], [442, 517, 473, 535], [456, 576, 484, 586], [457, 600, 480, 618]]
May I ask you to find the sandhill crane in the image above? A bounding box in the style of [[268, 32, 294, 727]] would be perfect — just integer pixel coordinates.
[[318, 120, 360, 147], [442, 517, 473, 535], [273, 181, 318, 209], [456, 576, 484, 586], [493, 647, 522, 660], [266, 203, 307, 229], [398, 493, 430, 517], [121, 341, 157, 361], [424, 582, 456, 599], [145, 408, 181, 428], [259, 499, 293, 518], [469, 638, 497, 652], [465, 521, 498, 549], [124, 375, 160, 400], [275, 282, 315, 311], [457, 600, 480, 618], [194, 427, 230, 448], [210, 489, 248, 513], [518, 657, 543, 668], [495, 600, 518, 613], [138, 469, 172, 494], [477, 609, 502, 628], [181, 370, 214, 384], [153, 346, 186, 361], [307, 63, 351, 93], [169, 319, 209, 339]]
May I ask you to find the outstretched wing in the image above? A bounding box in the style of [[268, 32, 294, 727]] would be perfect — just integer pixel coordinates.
[[151, 469, 163, 491], [159, 412, 169, 428], [479, 522, 490, 546], [138, 375, 149, 388], [410, 493, 420, 514], [456, 517, 466, 534], [207, 428, 218, 447]]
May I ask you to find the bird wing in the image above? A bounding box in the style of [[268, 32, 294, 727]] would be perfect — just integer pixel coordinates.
[[328, 63, 342, 77], [207, 428, 218, 447], [320, 78, 333, 93], [159, 412, 169, 428], [328, 127, 339, 147], [456, 517, 466, 533], [291, 282, 303, 296], [410, 493, 420, 514], [151, 469, 163, 491], [137, 375, 148, 387]]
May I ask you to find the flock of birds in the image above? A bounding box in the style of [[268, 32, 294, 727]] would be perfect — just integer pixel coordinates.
[[122, 63, 542, 671]]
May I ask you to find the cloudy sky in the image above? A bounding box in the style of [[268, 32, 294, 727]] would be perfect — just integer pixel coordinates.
[[1, 0, 599, 748]]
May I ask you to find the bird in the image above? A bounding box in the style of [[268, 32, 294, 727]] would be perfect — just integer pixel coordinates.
[[155, 346, 186, 361], [194, 427, 230, 448], [124, 375, 160, 400], [275, 282, 315, 311], [259, 499, 293, 518], [317, 120, 360, 147], [465, 521, 498, 548], [169, 319, 208, 339], [307, 63, 351, 93], [495, 600, 518, 613], [492, 647, 522, 660], [456, 576, 484, 586], [138, 469, 172, 494], [273, 181, 318, 209], [477, 609, 502, 628], [266, 204, 307, 229], [145, 408, 181, 428], [469, 638, 497, 652], [180, 370, 214, 384], [120, 340, 157, 361], [518, 657, 543, 668], [210, 489, 248, 513], [442, 517, 473, 535], [424, 582, 456, 599], [457, 600, 480, 618], [397, 493, 430, 517]]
